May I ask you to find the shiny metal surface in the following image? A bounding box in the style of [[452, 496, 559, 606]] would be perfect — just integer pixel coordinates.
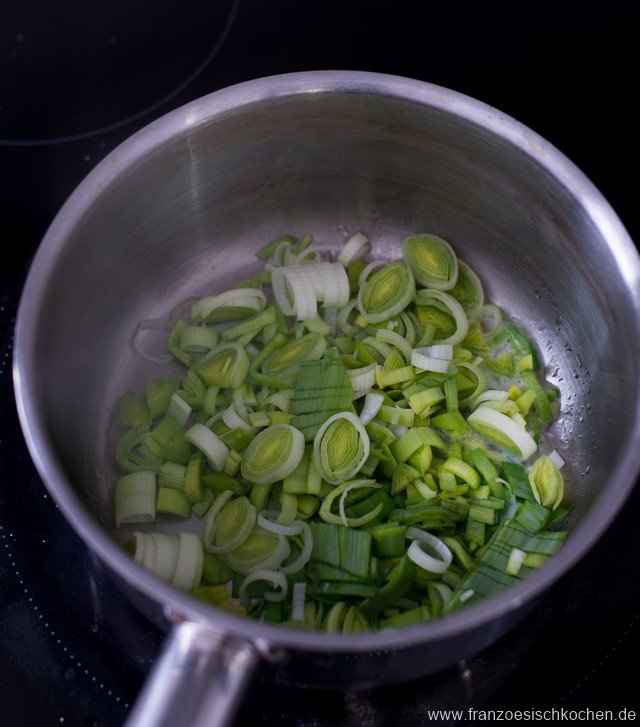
[[13, 71, 640, 704], [125, 620, 259, 727]]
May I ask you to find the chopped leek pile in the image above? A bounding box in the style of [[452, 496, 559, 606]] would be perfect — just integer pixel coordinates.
[[114, 231, 569, 632]]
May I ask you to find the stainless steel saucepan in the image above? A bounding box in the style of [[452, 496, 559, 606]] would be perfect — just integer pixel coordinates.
[[13, 72, 640, 726]]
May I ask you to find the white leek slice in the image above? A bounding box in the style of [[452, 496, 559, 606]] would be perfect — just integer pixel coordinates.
[[336, 299, 360, 335], [337, 232, 370, 266], [257, 511, 304, 537], [406, 527, 453, 574], [323, 306, 338, 333], [233, 391, 251, 419], [315, 263, 350, 307], [149, 533, 180, 582], [272, 241, 295, 266], [279, 522, 313, 574], [467, 407, 537, 460], [203, 490, 234, 548], [241, 423, 305, 485], [506, 547, 526, 576], [114, 471, 156, 527], [272, 263, 349, 320], [127, 532, 147, 566], [313, 412, 370, 485], [261, 390, 295, 412], [141, 533, 157, 573], [376, 329, 413, 362], [511, 412, 527, 428], [172, 532, 203, 591], [191, 288, 266, 323], [168, 392, 192, 427], [362, 337, 394, 361], [239, 569, 288, 607], [411, 349, 450, 373], [347, 363, 376, 395], [185, 423, 230, 471], [291, 582, 307, 621], [420, 344, 453, 360], [548, 449, 565, 469], [221, 405, 256, 433], [472, 389, 509, 407], [359, 392, 385, 425], [271, 266, 318, 319]]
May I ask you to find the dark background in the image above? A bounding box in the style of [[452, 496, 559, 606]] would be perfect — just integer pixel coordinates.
[[1, 1, 638, 725]]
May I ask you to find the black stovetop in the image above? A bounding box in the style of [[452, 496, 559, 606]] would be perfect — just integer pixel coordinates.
[[1, 1, 639, 725]]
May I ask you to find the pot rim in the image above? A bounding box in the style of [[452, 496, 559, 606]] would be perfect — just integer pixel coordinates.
[[13, 70, 640, 654]]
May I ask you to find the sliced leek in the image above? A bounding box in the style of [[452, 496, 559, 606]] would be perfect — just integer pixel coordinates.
[[115, 227, 570, 632], [192, 288, 267, 323], [528, 455, 564, 509], [449, 260, 484, 314], [241, 424, 305, 485], [263, 333, 327, 376], [197, 343, 250, 389], [185, 423, 229, 471], [313, 412, 370, 485], [467, 407, 537, 460], [403, 233, 458, 290], [115, 472, 156, 527], [337, 232, 371, 266], [414, 290, 469, 345], [204, 495, 257, 553], [357, 261, 415, 324]]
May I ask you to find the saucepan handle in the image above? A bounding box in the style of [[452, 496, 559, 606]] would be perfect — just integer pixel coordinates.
[[125, 620, 260, 727]]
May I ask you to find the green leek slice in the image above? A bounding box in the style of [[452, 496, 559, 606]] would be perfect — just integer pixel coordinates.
[[290, 352, 354, 441], [263, 333, 327, 376], [467, 407, 537, 460], [223, 526, 290, 575], [414, 290, 468, 345], [197, 343, 250, 389], [313, 412, 370, 485], [118, 391, 151, 428], [402, 233, 458, 290], [319, 479, 382, 527], [357, 261, 415, 324], [528, 455, 564, 510], [204, 496, 257, 553], [449, 260, 484, 314], [241, 423, 305, 485]]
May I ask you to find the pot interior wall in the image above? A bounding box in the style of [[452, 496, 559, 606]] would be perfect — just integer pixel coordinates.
[[31, 90, 637, 536]]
